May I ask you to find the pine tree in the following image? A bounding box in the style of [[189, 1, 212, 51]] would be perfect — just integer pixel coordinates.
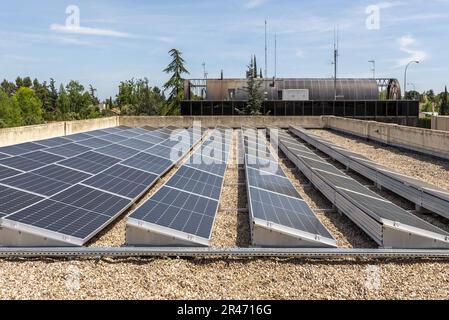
[[441, 86, 448, 115], [253, 56, 258, 78], [163, 49, 189, 115], [244, 57, 263, 115]]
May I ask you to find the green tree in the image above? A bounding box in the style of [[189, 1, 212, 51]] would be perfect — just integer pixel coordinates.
[[163, 49, 189, 115], [89, 85, 100, 105], [48, 78, 58, 113], [405, 90, 420, 101], [440, 86, 448, 115], [0, 89, 21, 128], [12, 87, 43, 125], [244, 57, 263, 115], [1, 80, 16, 96], [56, 84, 70, 117]]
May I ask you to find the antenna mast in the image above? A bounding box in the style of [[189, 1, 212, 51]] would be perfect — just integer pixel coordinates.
[[274, 33, 277, 79], [265, 20, 268, 79], [333, 25, 339, 100]]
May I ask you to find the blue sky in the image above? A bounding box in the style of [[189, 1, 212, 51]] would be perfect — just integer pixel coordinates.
[[0, 0, 448, 99]]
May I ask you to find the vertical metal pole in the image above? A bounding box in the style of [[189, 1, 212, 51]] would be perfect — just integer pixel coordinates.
[[274, 33, 277, 79], [265, 20, 268, 79]]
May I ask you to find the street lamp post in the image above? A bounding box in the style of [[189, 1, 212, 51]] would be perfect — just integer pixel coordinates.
[[404, 60, 419, 99], [368, 60, 376, 79]]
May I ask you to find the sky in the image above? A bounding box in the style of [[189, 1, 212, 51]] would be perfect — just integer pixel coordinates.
[[0, 0, 448, 99]]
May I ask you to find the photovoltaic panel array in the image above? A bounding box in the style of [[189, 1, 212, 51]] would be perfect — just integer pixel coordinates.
[[290, 126, 449, 221], [277, 128, 449, 249], [0, 125, 202, 246], [127, 127, 232, 246], [242, 128, 336, 248]]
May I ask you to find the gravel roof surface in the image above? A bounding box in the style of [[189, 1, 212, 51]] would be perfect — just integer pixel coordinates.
[[1, 128, 449, 300]]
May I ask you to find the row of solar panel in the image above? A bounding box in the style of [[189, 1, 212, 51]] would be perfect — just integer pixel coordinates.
[[0, 126, 201, 246], [127, 128, 233, 245], [242, 128, 336, 246], [277, 129, 449, 246], [290, 126, 449, 221]]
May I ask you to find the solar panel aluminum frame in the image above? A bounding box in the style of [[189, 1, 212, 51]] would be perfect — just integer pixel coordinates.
[[126, 129, 230, 247], [241, 130, 337, 248], [279, 137, 449, 249]]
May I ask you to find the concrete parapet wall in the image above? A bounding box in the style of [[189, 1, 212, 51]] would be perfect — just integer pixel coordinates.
[[323, 116, 449, 160], [118, 116, 325, 129], [65, 117, 118, 134], [432, 116, 449, 132]]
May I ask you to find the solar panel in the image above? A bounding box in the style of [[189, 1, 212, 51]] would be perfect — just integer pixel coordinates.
[[145, 144, 185, 161], [100, 133, 130, 143], [65, 132, 93, 142], [185, 155, 228, 177], [31, 165, 92, 185], [100, 127, 124, 134], [51, 184, 131, 218], [76, 137, 113, 149], [134, 134, 165, 144], [20, 150, 65, 164], [144, 131, 171, 140], [0, 142, 44, 156], [82, 165, 158, 198], [121, 152, 173, 175], [0, 185, 44, 218], [34, 137, 72, 148], [0, 152, 9, 160], [249, 187, 333, 238], [246, 167, 299, 198], [58, 151, 121, 174], [46, 143, 92, 158], [115, 130, 142, 138], [166, 166, 224, 200], [1, 172, 71, 197], [242, 128, 336, 247], [83, 129, 110, 137], [0, 165, 22, 180], [95, 144, 140, 160], [0, 156, 49, 172], [129, 186, 218, 240], [118, 138, 155, 151]]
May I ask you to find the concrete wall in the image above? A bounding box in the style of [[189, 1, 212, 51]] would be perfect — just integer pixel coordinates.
[[0, 117, 118, 147], [432, 116, 449, 132], [323, 116, 449, 160], [118, 116, 325, 129]]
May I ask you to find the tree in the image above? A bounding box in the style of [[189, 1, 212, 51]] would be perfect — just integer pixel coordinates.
[[89, 85, 100, 105], [244, 57, 263, 115], [163, 49, 189, 115], [441, 86, 448, 115], [0, 89, 21, 128], [254, 56, 258, 78], [48, 78, 58, 113], [12, 87, 43, 125], [1, 80, 16, 96], [56, 84, 70, 116], [405, 90, 420, 101]]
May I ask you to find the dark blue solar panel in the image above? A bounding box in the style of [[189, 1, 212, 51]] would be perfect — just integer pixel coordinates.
[[130, 186, 217, 239], [76, 137, 112, 149], [51, 184, 131, 217], [31, 165, 92, 185], [5, 199, 112, 241], [34, 137, 72, 148], [1, 172, 71, 197], [20, 151, 65, 165], [115, 130, 141, 138], [101, 133, 129, 143], [82, 165, 158, 198], [100, 127, 124, 134], [0, 142, 44, 156], [118, 138, 155, 151], [95, 144, 140, 160], [83, 130, 110, 137], [121, 153, 173, 174], [46, 143, 92, 158], [0, 156, 48, 172], [58, 151, 121, 174], [145, 131, 171, 140], [64, 132, 93, 142], [145, 145, 184, 161], [134, 134, 165, 144], [0, 185, 44, 218], [0, 165, 22, 180], [0, 152, 9, 160], [166, 166, 224, 200], [246, 167, 299, 198]]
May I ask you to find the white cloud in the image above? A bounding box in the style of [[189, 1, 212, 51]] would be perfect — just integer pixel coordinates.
[[50, 24, 132, 38], [397, 35, 428, 67], [245, 0, 268, 9]]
